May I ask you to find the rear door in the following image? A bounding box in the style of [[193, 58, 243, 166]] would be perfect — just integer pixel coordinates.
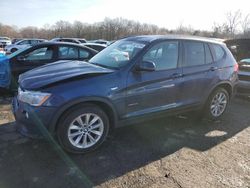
[[179, 41, 217, 106], [125, 40, 183, 118]]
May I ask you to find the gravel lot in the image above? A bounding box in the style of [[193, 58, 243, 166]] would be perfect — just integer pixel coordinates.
[[0, 97, 249, 188]]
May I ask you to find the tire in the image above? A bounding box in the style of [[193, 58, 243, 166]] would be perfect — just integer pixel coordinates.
[[57, 104, 110, 154], [203, 88, 229, 120], [10, 48, 18, 53]]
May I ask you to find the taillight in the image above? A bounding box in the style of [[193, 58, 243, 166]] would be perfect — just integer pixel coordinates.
[[234, 63, 239, 72]]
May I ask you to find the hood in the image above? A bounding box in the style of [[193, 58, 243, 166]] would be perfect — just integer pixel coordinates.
[[19, 60, 114, 90]]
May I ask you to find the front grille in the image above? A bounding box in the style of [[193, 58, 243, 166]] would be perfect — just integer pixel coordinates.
[[239, 74, 250, 81]]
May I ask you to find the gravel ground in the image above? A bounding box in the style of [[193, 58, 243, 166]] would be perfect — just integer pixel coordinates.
[[0, 97, 249, 188]]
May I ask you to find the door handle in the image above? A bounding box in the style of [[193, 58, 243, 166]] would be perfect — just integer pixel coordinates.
[[171, 73, 183, 78], [210, 66, 218, 71]]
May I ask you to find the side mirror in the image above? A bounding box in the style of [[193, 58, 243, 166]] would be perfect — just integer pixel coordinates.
[[17, 56, 26, 61], [136, 60, 156, 72]]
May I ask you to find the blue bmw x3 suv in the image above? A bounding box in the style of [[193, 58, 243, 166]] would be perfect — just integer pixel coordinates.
[[12, 35, 238, 153]]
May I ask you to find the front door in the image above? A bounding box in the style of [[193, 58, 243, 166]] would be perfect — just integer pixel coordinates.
[[125, 40, 183, 118], [11, 46, 56, 80]]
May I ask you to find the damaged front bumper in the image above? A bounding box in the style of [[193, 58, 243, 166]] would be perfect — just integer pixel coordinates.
[[12, 96, 57, 138]]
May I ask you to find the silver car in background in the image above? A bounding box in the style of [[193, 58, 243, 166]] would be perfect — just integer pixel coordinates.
[[0, 37, 11, 48], [4, 38, 47, 53]]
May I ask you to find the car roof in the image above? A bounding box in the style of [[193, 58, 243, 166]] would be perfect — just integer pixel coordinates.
[[29, 42, 98, 52], [17, 38, 47, 43], [51, 38, 84, 41], [20, 38, 46, 40], [123, 35, 225, 45], [36, 41, 86, 47]]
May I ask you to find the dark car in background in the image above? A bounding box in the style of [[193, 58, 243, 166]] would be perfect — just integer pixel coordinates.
[[88, 39, 109, 45], [82, 43, 107, 52], [13, 35, 238, 153], [237, 58, 250, 96], [225, 39, 250, 61], [0, 42, 97, 91], [51, 38, 87, 44], [225, 39, 250, 96]]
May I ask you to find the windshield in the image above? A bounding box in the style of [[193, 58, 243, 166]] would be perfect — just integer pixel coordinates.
[[89, 40, 146, 69], [7, 47, 28, 58]]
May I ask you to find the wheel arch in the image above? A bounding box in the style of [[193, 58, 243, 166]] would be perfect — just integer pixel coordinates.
[[212, 82, 233, 99], [49, 97, 118, 134], [204, 81, 233, 104]]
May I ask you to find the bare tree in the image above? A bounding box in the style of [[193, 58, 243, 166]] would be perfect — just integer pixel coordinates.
[[241, 14, 250, 35], [225, 10, 242, 37], [1, 16, 249, 41], [73, 21, 84, 38]]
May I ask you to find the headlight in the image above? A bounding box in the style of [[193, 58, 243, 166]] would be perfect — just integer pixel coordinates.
[[18, 88, 51, 106]]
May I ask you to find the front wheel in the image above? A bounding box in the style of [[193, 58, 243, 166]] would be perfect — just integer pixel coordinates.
[[57, 104, 109, 153], [204, 88, 229, 120]]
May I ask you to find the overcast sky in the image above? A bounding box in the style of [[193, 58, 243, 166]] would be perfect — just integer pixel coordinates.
[[0, 0, 249, 30]]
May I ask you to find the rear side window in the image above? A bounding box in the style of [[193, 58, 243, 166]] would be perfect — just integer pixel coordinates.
[[183, 41, 205, 67], [58, 46, 78, 59], [210, 44, 225, 61], [79, 49, 90, 59]]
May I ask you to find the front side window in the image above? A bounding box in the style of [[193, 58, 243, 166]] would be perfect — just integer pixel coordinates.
[[58, 46, 78, 59], [183, 41, 205, 67], [24, 47, 54, 61], [143, 41, 179, 71], [89, 40, 146, 69]]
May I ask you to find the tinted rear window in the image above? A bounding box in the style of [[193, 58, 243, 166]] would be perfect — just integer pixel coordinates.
[[183, 41, 205, 67], [210, 44, 225, 61]]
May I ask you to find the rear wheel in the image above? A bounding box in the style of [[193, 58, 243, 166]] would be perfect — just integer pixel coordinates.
[[204, 88, 229, 120], [57, 104, 109, 153]]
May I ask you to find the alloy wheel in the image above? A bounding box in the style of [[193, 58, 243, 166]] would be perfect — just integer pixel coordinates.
[[67, 113, 104, 149], [210, 92, 227, 117]]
